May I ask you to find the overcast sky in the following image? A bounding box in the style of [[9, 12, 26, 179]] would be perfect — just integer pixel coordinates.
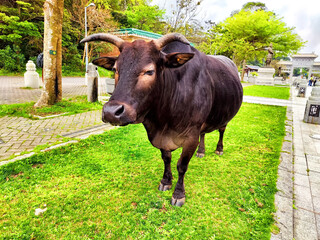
[[152, 0, 320, 60]]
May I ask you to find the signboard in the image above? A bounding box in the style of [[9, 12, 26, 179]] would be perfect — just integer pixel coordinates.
[[49, 50, 57, 55], [299, 87, 306, 94], [309, 104, 320, 117]]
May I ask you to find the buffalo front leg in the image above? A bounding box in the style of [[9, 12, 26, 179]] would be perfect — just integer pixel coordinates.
[[171, 138, 199, 207], [196, 133, 205, 158], [215, 126, 226, 155], [158, 149, 173, 191]]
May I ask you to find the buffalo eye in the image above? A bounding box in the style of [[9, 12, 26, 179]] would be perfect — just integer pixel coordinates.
[[144, 70, 155, 76]]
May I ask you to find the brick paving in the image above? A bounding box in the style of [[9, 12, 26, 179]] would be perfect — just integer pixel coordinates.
[[0, 110, 113, 160], [0, 75, 110, 160]]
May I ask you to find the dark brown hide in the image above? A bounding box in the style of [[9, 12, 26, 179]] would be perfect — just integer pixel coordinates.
[[80, 33, 243, 207]]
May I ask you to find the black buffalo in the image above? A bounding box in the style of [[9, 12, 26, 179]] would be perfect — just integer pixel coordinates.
[[80, 33, 243, 206]]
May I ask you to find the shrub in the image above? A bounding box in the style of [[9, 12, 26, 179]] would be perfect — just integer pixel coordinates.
[[62, 44, 84, 74], [0, 45, 26, 72], [250, 71, 258, 77]]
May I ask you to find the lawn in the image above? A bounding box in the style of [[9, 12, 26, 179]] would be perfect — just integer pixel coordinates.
[[243, 85, 290, 100], [0, 95, 103, 119], [0, 103, 286, 239]]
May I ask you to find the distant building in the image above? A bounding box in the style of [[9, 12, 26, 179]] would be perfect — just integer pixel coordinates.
[[245, 65, 260, 75], [276, 53, 320, 78]]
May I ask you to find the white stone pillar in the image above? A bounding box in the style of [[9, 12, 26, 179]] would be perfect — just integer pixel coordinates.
[[24, 60, 40, 88], [308, 68, 313, 79], [87, 63, 99, 102], [289, 66, 294, 81]]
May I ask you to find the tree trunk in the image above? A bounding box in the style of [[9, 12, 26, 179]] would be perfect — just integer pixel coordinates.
[[35, 0, 64, 108], [241, 59, 246, 82]]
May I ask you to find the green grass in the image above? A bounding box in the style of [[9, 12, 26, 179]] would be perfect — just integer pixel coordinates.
[[0, 103, 286, 239], [243, 85, 290, 100], [0, 95, 103, 119]]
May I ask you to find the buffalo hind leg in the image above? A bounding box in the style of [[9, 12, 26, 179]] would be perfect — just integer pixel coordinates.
[[215, 126, 226, 155], [196, 133, 205, 158], [171, 138, 198, 207], [158, 149, 173, 191]]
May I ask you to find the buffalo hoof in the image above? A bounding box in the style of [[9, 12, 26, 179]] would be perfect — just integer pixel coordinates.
[[215, 150, 223, 156], [158, 183, 172, 191], [171, 197, 185, 207], [196, 152, 205, 158]]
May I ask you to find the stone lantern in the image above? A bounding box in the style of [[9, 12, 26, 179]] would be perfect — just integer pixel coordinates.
[[24, 60, 40, 88], [304, 81, 320, 124]]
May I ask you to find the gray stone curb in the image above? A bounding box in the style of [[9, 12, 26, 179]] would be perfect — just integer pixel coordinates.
[[271, 107, 294, 240]]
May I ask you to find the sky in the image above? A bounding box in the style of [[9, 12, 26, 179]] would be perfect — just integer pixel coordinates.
[[152, 0, 320, 60]]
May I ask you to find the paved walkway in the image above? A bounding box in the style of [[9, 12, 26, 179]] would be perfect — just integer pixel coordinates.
[[0, 112, 113, 161], [0, 76, 107, 104], [0, 76, 319, 239], [0, 76, 112, 161], [289, 87, 320, 240]]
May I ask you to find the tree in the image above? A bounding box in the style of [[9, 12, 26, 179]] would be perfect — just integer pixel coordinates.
[[64, 0, 119, 67], [242, 2, 267, 11], [0, 0, 43, 72], [200, 9, 305, 80], [35, 0, 64, 107], [124, 4, 165, 33], [167, 0, 203, 36], [1, 0, 189, 75], [230, 2, 267, 17]]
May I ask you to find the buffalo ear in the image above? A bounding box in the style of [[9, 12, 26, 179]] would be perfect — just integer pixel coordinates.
[[164, 52, 194, 68], [92, 57, 118, 70]]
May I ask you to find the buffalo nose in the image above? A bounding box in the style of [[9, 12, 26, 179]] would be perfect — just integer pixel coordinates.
[[102, 101, 136, 126], [102, 103, 125, 124]]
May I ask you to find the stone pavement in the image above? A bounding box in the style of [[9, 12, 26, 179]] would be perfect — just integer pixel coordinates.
[[0, 76, 320, 239], [0, 112, 113, 162], [289, 87, 320, 240], [0, 76, 107, 104], [0, 76, 112, 162]]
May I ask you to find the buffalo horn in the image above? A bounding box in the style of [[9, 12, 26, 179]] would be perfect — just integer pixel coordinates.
[[155, 33, 190, 49], [80, 33, 124, 49]]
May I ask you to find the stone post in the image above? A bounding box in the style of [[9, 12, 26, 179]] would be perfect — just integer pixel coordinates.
[[87, 63, 98, 102], [304, 81, 320, 124], [24, 60, 40, 88], [289, 66, 294, 82], [297, 81, 307, 97], [106, 78, 115, 94], [308, 68, 313, 80]]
